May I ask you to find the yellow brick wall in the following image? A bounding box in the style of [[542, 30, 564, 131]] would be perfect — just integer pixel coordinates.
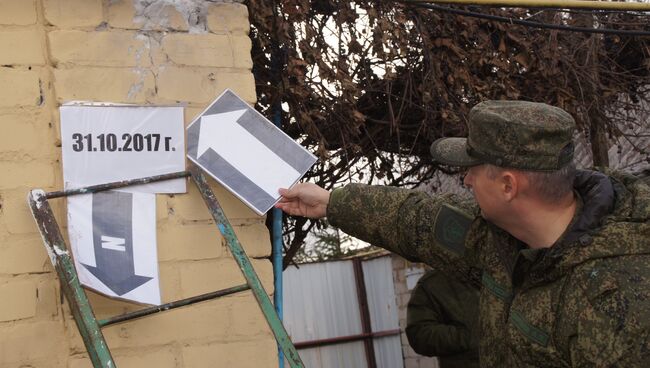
[[0, 1, 277, 367]]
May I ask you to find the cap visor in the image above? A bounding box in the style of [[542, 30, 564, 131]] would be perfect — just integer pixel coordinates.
[[430, 137, 482, 167]]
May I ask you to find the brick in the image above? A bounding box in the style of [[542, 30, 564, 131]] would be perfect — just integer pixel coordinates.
[[137, 4, 189, 32], [167, 180, 257, 221], [0, 162, 55, 189], [108, 0, 189, 31], [54, 67, 155, 103], [0, 0, 37, 25], [182, 338, 277, 368], [0, 280, 37, 322], [43, 0, 103, 29], [158, 262, 181, 301], [207, 3, 250, 35], [1, 188, 63, 234], [0, 29, 44, 65], [166, 181, 213, 221], [107, 0, 138, 30], [80, 302, 232, 350], [69, 347, 177, 368], [115, 347, 177, 368], [49, 30, 151, 67], [229, 293, 276, 338], [85, 288, 143, 321], [232, 35, 253, 70], [156, 67, 256, 104], [0, 68, 41, 107], [178, 258, 273, 298], [0, 321, 66, 366], [0, 111, 58, 158], [157, 222, 224, 261], [162, 33, 233, 67], [35, 279, 59, 319], [0, 234, 50, 274], [233, 222, 272, 258]]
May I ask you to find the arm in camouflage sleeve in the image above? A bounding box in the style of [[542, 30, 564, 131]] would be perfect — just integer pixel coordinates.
[[327, 183, 482, 282]]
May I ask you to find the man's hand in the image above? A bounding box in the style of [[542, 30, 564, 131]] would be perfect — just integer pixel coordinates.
[[275, 183, 331, 219]]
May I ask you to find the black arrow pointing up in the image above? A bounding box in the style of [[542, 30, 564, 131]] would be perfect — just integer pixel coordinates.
[[81, 190, 152, 296]]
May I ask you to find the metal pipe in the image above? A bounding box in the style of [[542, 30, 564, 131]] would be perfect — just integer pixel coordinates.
[[272, 108, 286, 368], [272, 208, 285, 358], [353, 258, 378, 368], [45, 171, 190, 199], [271, 14, 286, 367], [293, 329, 402, 349], [98, 284, 250, 327], [405, 0, 650, 11]]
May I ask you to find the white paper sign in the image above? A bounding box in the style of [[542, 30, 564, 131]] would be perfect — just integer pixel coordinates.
[[60, 104, 186, 193], [68, 191, 160, 305], [61, 104, 185, 305], [186, 90, 317, 215]]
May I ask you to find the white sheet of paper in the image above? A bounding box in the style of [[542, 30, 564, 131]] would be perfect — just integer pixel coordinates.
[[60, 104, 186, 193], [61, 104, 185, 305], [68, 191, 160, 305], [186, 89, 317, 215]]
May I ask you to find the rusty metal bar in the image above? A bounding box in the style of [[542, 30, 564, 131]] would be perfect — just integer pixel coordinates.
[[353, 257, 378, 368], [188, 164, 305, 368], [293, 329, 402, 349], [45, 171, 190, 199], [98, 284, 250, 327], [28, 190, 115, 367]]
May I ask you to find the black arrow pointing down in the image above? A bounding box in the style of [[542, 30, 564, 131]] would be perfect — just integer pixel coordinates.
[[82, 190, 152, 296]]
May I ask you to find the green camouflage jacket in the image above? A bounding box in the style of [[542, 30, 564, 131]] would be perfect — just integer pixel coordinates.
[[406, 270, 480, 368], [327, 170, 650, 367]]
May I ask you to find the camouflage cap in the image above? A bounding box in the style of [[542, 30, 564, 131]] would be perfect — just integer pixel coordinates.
[[430, 100, 576, 171]]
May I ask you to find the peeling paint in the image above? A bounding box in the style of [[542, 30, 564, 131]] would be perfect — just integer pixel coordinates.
[[127, 68, 147, 100], [53, 244, 69, 257], [133, 0, 223, 34], [27, 190, 57, 266], [43, 242, 58, 267], [30, 189, 46, 209]]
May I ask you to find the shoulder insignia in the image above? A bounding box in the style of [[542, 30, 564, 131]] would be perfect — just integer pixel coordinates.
[[433, 204, 472, 255]]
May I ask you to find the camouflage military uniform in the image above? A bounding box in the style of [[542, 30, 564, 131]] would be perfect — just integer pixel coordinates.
[[406, 270, 480, 368], [328, 170, 650, 367], [326, 102, 650, 366]]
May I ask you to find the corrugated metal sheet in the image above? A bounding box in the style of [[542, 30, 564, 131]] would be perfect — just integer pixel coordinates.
[[296, 343, 367, 368], [284, 261, 363, 341], [363, 256, 404, 368], [284, 256, 404, 367]]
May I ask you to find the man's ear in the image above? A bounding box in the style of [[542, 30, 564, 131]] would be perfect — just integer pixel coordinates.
[[500, 170, 518, 201]]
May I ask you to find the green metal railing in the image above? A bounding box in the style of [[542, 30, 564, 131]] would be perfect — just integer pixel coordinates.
[[28, 163, 304, 368]]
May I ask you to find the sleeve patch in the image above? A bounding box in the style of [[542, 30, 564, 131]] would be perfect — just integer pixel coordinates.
[[433, 204, 472, 255]]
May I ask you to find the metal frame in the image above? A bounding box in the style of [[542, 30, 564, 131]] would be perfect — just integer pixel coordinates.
[[28, 163, 304, 368]]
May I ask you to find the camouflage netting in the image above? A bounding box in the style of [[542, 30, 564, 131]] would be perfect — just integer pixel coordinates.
[[245, 0, 650, 264]]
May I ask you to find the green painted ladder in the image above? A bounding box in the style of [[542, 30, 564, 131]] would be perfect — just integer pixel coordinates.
[[27, 163, 304, 368]]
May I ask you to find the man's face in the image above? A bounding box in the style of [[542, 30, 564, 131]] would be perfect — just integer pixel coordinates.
[[463, 164, 505, 222]]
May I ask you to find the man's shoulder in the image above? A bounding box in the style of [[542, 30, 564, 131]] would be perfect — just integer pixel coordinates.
[[570, 256, 650, 310], [566, 256, 650, 365]]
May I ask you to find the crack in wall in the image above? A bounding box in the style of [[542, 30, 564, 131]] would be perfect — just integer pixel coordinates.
[[132, 0, 226, 34]]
